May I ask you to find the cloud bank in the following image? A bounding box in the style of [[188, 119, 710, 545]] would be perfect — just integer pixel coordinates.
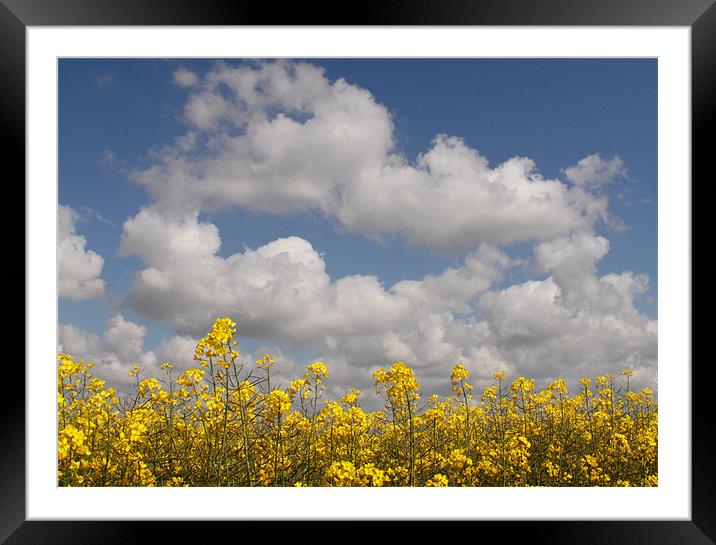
[[133, 61, 611, 252], [114, 206, 656, 400]]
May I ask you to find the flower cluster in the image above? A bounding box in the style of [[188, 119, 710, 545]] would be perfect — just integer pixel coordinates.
[[57, 317, 658, 487]]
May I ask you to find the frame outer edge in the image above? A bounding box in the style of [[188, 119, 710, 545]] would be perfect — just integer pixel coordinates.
[[4, 0, 716, 543], [0, 0, 715, 25], [691, 1, 716, 543], [0, 1, 27, 545]]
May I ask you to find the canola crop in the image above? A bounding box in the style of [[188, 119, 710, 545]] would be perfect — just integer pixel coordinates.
[[57, 317, 657, 487]]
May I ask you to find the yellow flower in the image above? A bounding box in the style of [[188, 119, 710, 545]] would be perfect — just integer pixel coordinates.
[[256, 353, 275, 370], [426, 474, 449, 487], [265, 389, 291, 418], [451, 364, 469, 383], [305, 361, 329, 380], [325, 461, 357, 486], [340, 388, 360, 405], [55, 315, 658, 488], [548, 378, 567, 395], [288, 378, 307, 397]]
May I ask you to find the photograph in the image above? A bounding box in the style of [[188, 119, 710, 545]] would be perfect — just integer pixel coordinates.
[[4, 3, 710, 541], [57, 57, 658, 488]]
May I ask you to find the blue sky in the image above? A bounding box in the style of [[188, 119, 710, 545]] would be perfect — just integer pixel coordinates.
[[58, 58, 657, 399]]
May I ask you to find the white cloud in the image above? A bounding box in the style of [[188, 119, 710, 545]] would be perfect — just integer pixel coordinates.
[[102, 315, 149, 364], [563, 153, 627, 187], [479, 230, 656, 388], [115, 207, 519, 396], [59, 315, 202, 392], [533, 230, 651, 316], [81, 206, 115, 226], [130, 61, 611, 252], [337, 136, 603, 251], [119, 208, 512, 342], [114, 208, 656, 402], [185, 92, 232, 130], [59, 318, 157, 389], [478, 275, 656, 389], [534, 230, 610, 310], [172, 68, 199, 88], [118, 207, 511, 339], [58, 204, 106, 300]]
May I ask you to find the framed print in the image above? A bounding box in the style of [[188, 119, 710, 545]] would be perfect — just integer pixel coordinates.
[[4, 0, 713, 543]]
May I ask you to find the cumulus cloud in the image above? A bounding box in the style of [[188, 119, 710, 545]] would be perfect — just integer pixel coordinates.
[[59, 315, 202, 391], [476, 229, 656, 388], [534, 230, 610, 310], [59, 316, 158, 389], [130, 61, 610, 252], [563, 153, 627, 187], [533, 230, 651, 316], [118, 207, 511, 340], [114, 207, 656, 402], [115, 207, 521, 398], [172, 68, 199, 88], [478, 274, 656, 389], [58, 204, 106, 300]]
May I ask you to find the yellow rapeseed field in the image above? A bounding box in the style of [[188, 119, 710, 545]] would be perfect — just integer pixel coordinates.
[[57, 317, 658, 487]]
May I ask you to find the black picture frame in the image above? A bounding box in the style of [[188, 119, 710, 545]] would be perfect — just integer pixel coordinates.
[[3, 0, 712, 543]]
